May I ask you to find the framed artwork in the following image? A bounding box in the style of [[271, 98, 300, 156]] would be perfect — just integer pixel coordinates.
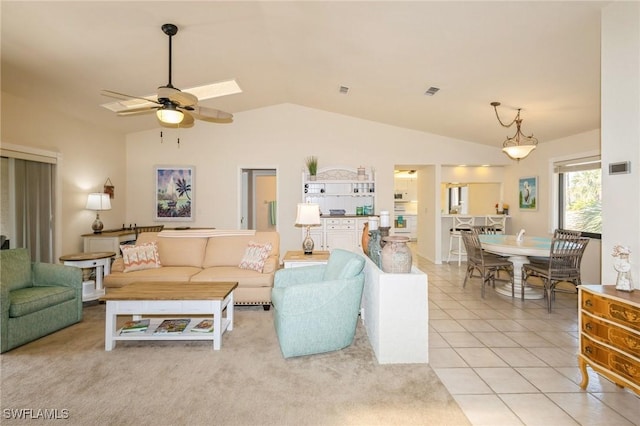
[[519, 176, 538, 210], [155, 166, 194, 221]]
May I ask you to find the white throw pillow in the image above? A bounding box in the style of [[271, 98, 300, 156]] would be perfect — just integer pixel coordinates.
[[239, 241, 272, 272], [121, 242, 162, 272]]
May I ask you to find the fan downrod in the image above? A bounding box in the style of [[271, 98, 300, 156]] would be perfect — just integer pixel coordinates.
[[162, 23, 178, 37]]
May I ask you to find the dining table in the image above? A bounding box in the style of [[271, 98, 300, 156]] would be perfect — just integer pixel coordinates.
[[478, 234, 552, 300]]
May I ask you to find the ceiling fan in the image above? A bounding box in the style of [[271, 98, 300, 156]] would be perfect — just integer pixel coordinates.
[[101, 23, 234, 128]]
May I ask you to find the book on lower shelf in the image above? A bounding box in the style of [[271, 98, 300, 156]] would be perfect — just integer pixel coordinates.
[[154, 319, 190, 334], [191, 319, 214, 333], [120, 319, 150, 334]]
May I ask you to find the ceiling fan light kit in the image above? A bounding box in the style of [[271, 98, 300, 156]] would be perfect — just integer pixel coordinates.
[[490, 101, 538, 161], [101, 23, 233, 133]]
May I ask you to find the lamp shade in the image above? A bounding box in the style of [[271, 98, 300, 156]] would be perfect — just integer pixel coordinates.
[[156, 106, 184, 124], [295, 203, 321, 226], [502, 144, 537, 160], [86, 193, 111, 211]]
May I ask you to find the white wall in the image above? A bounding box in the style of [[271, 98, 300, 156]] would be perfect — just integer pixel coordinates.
[[601, 2, 640, 289], [125, 103, 506, 255], [1, 91, 127, 258]]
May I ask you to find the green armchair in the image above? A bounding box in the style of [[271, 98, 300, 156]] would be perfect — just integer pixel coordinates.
[[1, 248, 83, 353], [271, 249, 365, 358]]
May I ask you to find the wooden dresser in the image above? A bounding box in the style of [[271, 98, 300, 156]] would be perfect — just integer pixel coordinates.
[[578, 285, 640, 395]]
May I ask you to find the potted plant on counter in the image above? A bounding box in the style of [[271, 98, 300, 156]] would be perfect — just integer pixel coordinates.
[[306, 156, 318, 180]]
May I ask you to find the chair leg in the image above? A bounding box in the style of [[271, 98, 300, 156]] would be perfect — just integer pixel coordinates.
[[463, 265, 472, 288], [457, 235, 463, 266], [447, 234, 454, 264]]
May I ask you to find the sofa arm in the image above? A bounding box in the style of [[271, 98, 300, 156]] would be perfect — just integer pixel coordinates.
[[33, 263, 82, 291], [273, 265, 325, 288]]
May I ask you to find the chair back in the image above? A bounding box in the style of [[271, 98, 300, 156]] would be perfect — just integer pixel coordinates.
[[548, 236, 590, 274], [135, 225, 165, 238], [553, 228, 582, 239], [0, 248, 32, 291], [473, 225, 499, 235], [485, 215, 507, 233], [322, 249, 365, 281], [460, 230, 483, 264], [451, 216, 475, 233]]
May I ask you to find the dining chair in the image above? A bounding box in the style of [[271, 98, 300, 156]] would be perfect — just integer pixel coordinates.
[[528, 228, 582, 265], [447, 216, 475, 266], [461, 229, 514, 298], [484, 215, 507, 234], [473, 225, 499, 235], [521, 235, 590, 312]]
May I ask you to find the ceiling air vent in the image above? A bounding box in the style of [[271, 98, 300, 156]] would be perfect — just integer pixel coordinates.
[[339, 85, 350, 94], [424, 86, 440, 96]]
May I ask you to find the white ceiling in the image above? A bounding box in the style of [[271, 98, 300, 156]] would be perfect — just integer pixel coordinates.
[[1, 1, 604, 147]]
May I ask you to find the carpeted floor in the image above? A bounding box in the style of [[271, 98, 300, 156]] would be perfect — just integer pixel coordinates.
[[0, 303, 470, 426]]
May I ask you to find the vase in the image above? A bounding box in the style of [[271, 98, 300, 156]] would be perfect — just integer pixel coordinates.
[[309, 175, 316, 181], [368, 229, 382, 268], [381, 236, 412, 273], [361, 222, 370, 255], [614, 254, 634, 292]]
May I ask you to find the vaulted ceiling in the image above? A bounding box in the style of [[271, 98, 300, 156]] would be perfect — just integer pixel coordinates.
[[1, 1, 604, 147]]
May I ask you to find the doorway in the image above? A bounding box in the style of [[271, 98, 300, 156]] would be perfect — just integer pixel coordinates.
[[240, 169, 277, 231]]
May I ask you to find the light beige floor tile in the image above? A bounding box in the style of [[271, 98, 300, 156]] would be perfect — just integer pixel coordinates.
[[430, 319, 467, 333], [428, 348, 469, 368], [516, 367, 583, 392], [525, 347, 578, 367], [456, 319, 498, 332], [503, 331, 555, 347], [453, 394, 524, 426], [534, 331, 578, 351], [440, 332, 485, 348], [428, 331, 450, 348], [432, 367, 493, 395], [589, 392, 640, 423], [474, 367, 538, 393], [545, 392, 636, 426], [470, 309, 510, 320], [472, 332, 520, 348], [485, 319, 530, 332], [442, 309, 482, 320], [491, 347, 547, 367], [432, 300, 469, 310], [499, 393, 579, 425], [554, 367, 630, 394], [429, 308, 452, 320], [455, 348, 509, 367]]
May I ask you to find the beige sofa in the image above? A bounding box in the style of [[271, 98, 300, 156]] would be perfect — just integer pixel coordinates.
[[104, 230, 280, 309]]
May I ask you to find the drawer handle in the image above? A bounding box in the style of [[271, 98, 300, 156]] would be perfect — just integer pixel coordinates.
[[585, 346, 593, 354], [585, 299, 593, 307], [585, 323, 593, 330]]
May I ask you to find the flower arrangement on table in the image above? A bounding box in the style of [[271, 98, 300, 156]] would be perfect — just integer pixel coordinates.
[[495, 203, 509, 214]]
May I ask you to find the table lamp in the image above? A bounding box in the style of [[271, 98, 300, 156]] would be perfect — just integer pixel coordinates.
[[295, 203, 321, 254], [86, 193, 111, 233]]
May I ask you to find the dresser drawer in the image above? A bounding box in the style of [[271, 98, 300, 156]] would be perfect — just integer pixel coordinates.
[[581, 334, 640, 385], [582, 313, 640, 358], [582, 292, 640, 333]]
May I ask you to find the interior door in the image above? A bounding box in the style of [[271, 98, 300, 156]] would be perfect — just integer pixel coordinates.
[[240, 168, 277, 230]]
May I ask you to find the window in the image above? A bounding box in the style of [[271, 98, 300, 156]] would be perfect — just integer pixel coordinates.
[[555, 156, 601, 239]]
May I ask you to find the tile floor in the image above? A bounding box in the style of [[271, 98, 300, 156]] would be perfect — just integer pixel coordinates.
[[412, 251, 639, 425]]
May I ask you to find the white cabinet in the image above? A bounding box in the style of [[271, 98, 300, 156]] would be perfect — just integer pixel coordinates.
[[302, 167, 376, 253]]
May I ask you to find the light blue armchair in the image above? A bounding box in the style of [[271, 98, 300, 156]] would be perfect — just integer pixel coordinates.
[[272, 249, 365, 358]]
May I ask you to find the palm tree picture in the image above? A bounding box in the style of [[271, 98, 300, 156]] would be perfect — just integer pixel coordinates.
[[155, 166, 194, 220]]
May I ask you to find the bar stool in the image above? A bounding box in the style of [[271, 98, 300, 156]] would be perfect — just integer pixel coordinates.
[[485, 215, 507, 234], [447, 216, 475, 265]]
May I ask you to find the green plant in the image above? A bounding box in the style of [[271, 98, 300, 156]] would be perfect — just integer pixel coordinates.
[[306, 156, 318, 175]]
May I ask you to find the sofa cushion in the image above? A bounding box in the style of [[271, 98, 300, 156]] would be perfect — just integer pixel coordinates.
[[191, 266, 275, 287], [239, 241, 272, 272], [121, 242, 162, 272], [156, 237, 208, 267], [9, 286, 76, 317], [104, 266, 203, 288], [203, 232, 279, 268]]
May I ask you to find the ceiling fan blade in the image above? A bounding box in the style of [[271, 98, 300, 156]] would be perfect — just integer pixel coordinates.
[[158, 86, 198, 107], [117, 106, 159, 117], [101, 89, 160, 104], [158, 110, 195, 128], [188, 105, 233, 124]]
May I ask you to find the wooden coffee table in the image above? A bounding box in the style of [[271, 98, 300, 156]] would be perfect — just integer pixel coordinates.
[[99, 281, 237, 351]]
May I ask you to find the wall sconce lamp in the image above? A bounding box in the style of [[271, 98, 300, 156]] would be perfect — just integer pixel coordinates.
[[491, 101, 538, 161], [86, 193, 112, 234], [295, 203, 321, 255]]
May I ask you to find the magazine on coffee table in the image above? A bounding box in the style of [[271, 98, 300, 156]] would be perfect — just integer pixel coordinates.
[[154, 319, 190, 334], [191, 319, 214, 333], [120, 319, 150, 334]]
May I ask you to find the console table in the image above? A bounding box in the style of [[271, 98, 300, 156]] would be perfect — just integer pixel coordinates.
[[82, 230, 136, 258]]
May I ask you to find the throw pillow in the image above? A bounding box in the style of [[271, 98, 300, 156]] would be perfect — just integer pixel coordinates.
[[121, 242, 162, 272], [239, 241, 272, 272]]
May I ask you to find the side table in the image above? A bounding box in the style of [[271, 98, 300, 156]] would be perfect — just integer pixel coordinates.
[[283, 250, 330, 268], [60, 251, 115, 302]]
